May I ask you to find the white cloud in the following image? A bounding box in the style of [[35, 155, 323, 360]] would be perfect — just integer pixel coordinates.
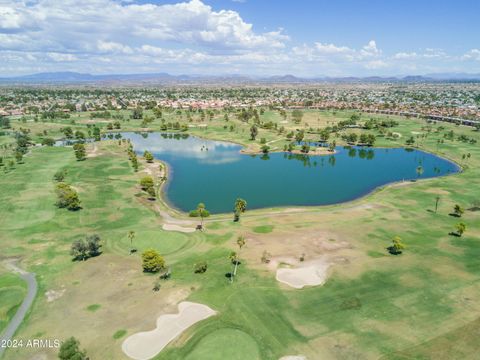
[[314, 42, 353, 54], [393, 52, 418, 59], [0, 1, 478, 76], [97, 41, 133, 54], [462, 49, 480, 61], [47, 52, 78, 62], [360, 40, 381, 57]]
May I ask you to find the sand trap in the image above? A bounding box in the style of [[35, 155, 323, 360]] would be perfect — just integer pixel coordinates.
[[392, 132, 402, 138], [276, 258, 330, 289], [162, 224, 196, 233], [122, 302, 216, 360], [280, 356, 307, 360]]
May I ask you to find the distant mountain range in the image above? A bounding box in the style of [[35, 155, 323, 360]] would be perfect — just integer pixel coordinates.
[[1, 71, 480, 84]]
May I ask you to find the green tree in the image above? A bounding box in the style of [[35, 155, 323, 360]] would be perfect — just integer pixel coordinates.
[[73, 143, 86, 161], [232, 235, 247, 278], [197, 203, 209, 228], [144, 150, 154, 163], [453, 204, 464, 217], [139, 176, 154, 190], [233, 198, 247, 222], [58, 337, 87, 360], [55, 183, 81, 211], [53, 169, 67, 182], [250, 125, 258, 140], [70, 240, 89, 261], [292, 109, 304, 124], [142, 249, 166, 273], [70, 234, 101, 261], [388, 236, 405, 255], [455, 222, 466, 236]]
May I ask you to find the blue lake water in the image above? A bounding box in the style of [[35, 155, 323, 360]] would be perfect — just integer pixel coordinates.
[[114, 132, 460, 214]]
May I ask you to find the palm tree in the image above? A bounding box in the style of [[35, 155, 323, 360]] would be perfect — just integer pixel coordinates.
[[233, 236, 246, 277], [128, 230, 135, 253], [228, 251, 238, 283], [233, 198, 247, 222], [435, 195, 440, 213], [197, 203, 207, 228]]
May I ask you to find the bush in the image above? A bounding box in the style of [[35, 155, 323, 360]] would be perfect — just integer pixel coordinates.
[[42, 137, 56, 146], [194, 261, 208, 273], [55, 183, 81, 210], [73, 143, 86, 161], [70, 234, 102, 261], [144, 150, 154, 163], [53, 169, 67, 182], [139, 176, 154, 190], [142, 249, 165, 273], [58, 337, 87, 360]]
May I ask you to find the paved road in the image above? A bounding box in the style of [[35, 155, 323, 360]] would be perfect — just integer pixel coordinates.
[[0, 260, 37, 359]]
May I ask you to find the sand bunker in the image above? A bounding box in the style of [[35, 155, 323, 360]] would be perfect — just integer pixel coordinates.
[[280, 356, 307, 360], [162, 224, 196, 233], [276, 258, 330, 289], [122, 301, 216, 360]]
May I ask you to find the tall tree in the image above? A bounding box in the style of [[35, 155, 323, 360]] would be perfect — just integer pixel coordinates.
[[58, 337, 88, 360], [233, 235, 246, 277], [250, 125, 258, 140], [233, 198, 247, 222], [128, 230, 136, 253], [434, 195, 440, 213], [73, 143, 86, 161]]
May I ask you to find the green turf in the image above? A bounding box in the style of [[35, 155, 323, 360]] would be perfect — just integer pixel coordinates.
[[0, 273, 27, 334], [252, 225, 274, 233], [1, 111, 479, 359], [183, 328, 261, 360]]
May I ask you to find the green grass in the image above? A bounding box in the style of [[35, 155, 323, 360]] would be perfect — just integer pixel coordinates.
[[86, 304, 101, 312], [252, 225, 274, 233], [1, 111, 480, 359], [0, 272, 27, 333], [183, 329, 261, 360], [113, 329, 127, 340]]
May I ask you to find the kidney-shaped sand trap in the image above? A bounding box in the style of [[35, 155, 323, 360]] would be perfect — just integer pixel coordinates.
[[276, 258, 330, 289], [122, 301, 216, 360]]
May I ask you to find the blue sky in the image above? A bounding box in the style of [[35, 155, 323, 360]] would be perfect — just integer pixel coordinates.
[[0, 0, 479, 76]]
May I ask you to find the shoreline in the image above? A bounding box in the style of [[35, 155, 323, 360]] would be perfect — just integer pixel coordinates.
[[122, 131, 463, 220]]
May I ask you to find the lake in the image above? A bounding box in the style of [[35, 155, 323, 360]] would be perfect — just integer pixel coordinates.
[[113, 132, 460, 214]]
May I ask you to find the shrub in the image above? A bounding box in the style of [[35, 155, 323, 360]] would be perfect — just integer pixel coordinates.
[[139, 176, 154, 190], [70, 234, 102, 261], [42, 137, 56, 146], [142, 249, 165, 273], [53, 169, 67, 182], [58, 337, 87, 360], [194, 261, 208, 274], [55, 183, 81, 210]]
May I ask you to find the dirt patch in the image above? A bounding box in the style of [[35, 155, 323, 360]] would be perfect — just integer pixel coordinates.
[[45, 288, 65, 302]]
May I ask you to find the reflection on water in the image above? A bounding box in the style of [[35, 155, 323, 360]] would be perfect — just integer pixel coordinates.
[[105, 132, 460, 213]]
